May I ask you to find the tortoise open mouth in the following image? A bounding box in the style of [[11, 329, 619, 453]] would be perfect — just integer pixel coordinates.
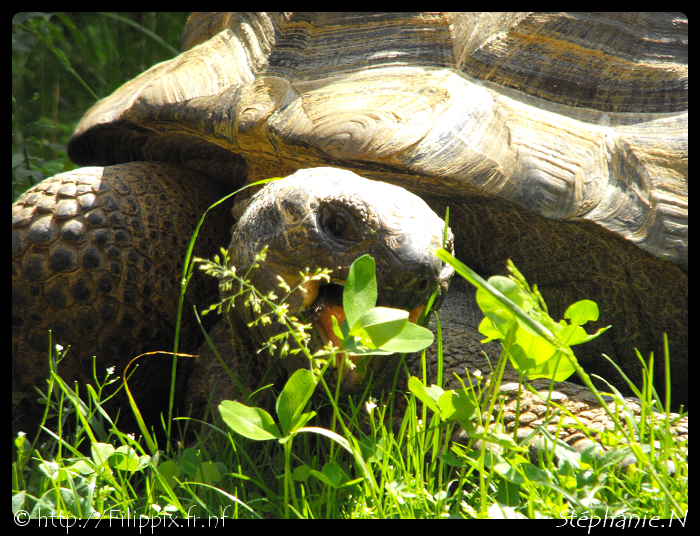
[[311, 282, 348, 347], [308, 281, 426, 387]]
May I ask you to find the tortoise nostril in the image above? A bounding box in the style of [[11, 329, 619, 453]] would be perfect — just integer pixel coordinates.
[[417, 278, 429, 293]]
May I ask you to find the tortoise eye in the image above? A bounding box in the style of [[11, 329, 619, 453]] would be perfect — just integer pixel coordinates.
[[326, 212, 357, 241], [328, 212, 348, 237]]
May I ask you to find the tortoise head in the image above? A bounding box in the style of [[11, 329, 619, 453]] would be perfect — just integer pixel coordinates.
[[224, 167, 454, 389]]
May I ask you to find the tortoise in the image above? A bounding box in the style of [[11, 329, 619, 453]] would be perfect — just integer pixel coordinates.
[[12, 13, 687, 443]]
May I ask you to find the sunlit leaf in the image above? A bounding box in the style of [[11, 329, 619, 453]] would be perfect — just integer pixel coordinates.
[[277, 369, 316, 436], [408, 377, 441, 414], [344, 254, 377, 328], [348, 307, 408, 348], [516, 349, 576, 381], [376, 322, 434, 353], [565, 300, 599, 326], [438, 388, 478, 422], [219, 401, 281, 441]]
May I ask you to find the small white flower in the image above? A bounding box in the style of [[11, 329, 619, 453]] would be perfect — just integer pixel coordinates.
[[55, 344, 64, 352], [365, 398, 377, 413]]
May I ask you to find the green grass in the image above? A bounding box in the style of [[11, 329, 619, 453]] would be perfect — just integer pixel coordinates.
[[12, 251, 688, 519], [11, 329, 688, 519], [12, 12, 189, 202]]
